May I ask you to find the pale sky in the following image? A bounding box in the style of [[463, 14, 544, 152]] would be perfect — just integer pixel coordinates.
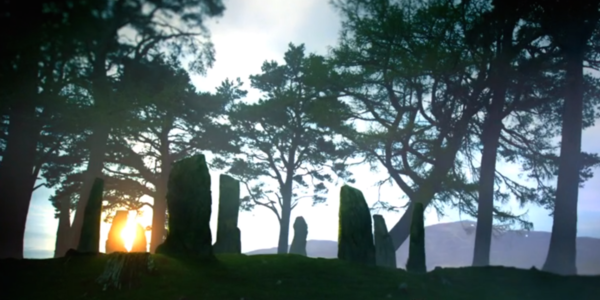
[[23, 0, 600, 258]]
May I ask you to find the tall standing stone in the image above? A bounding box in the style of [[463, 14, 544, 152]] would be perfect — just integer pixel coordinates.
[[406, 202, 426, 273], [130, 224, 148, 252], [77, 178, 104, 253], [373, 214, 396, 268], [213, 174, 242, 254], [289, 216, 308, 256], [156, 154, 214, 257], [105, 210, 129, 253], [337, 185, 375, 265]]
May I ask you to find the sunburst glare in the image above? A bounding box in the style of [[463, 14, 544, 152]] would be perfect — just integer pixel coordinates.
[[120, 211, 138, 252]]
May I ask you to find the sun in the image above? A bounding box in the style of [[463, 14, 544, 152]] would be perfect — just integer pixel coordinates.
[[120, 211, 138, 252]]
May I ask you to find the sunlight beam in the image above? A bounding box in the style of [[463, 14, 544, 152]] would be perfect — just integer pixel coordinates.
[[120, 211, 138, 252]]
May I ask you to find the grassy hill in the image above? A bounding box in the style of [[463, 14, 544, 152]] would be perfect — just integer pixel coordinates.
[[3, 253, 599, 300], [247, 221, 600, 275]]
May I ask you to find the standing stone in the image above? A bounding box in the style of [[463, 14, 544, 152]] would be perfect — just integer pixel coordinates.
[[131, 224, 148, 252], [289, 216, 308, 256], [337, 185, 375, 265], [105, 210, 129, 253], [373, 214, 396, 268], [406, 202, 427, 273], [77, 178, 104, 253], [213, 174, 242, 254], [156, 154, 214, 257]]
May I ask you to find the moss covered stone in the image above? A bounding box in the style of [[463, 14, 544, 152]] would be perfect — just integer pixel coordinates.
[[77, 178, 104, 253], [289, 216, 308, 256], [406, 202, 426, 273], [373, 214, 396, 268], [337, 185, 375, 265], [213, 174, 242, 254], [155, 154, 214, 257]]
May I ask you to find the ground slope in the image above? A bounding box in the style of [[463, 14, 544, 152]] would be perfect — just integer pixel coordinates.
[[2, 253, 599, 300]]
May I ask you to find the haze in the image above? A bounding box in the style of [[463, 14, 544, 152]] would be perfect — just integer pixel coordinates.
[[21, 0, 600, 262]]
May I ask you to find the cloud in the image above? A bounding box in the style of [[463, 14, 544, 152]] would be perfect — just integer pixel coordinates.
[[191, 0, 341, 98]]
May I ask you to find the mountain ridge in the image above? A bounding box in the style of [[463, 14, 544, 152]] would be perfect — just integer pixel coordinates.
[[245, 221, 600, 275]]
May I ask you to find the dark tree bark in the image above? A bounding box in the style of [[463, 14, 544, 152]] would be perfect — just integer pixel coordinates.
[[473, 10, 514, 266], [54, 196, 72, 258], [0, 102, 40, 259], [150, 178, 168, 253], [70, 120, 111, 249], [277, 181, 293, 254], [472, 100, 504, 266], [70, 54, 113, 248], [543, 50, 584, 275], [0, 48, 41, 259], [540, 0, 600, 275], [150, 120, 172, 253], [406, 202, 426, 273], [388, 116, 472, 250]]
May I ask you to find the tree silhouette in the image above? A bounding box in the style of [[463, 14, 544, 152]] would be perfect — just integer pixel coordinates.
[[215, 43, 355, 254]]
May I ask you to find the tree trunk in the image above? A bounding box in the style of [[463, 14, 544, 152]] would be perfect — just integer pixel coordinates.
[[277, 184, 293, 254], [405, 202, 426, 273], [473, 22, 511, 265], [542, 50, 584, 275], [54, 196, 71, 258], [69, 120, 110, 249], [69, 47, 113, 249], [150, 125, 172, 253], [0, 108, 40, 259], [472, 101, 504, 266], [388, 202, 416, 250], [150, 179, 168, 253], [0, 52, 41, 259], [388, 128, 469, 250]]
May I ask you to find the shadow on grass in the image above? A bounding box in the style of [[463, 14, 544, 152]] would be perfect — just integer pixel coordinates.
[[2, 253, 599, 300]]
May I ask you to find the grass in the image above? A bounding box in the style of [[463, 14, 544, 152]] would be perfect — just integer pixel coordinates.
[[3, 253, 599, 300]]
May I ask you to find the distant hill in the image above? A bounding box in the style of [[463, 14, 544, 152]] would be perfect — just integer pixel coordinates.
[[245, 221, 600, 275]]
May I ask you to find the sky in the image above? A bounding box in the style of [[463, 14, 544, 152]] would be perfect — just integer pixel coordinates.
[[22, 0, 600, 258]]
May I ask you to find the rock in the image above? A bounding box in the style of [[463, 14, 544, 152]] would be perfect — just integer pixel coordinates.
[[105, 210, 129, 253], [77, 178, 104, 253], [337, 185, 375, 265], [96, 252, 155, 291], [156, 154, 214, 257], [213, 174, 242, 254], [289, 216, 308, 256], [130, 224, 147, 252], [373, 214, 396, 268], [406, 202, 427, 273]]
